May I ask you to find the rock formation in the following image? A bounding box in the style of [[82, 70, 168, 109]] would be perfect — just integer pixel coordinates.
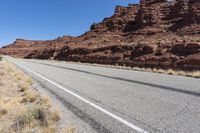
[[1, 0, 200, 70], [174, 0, 189, 17], [135, 0, 164, 27], [188, 0, 200, 24]]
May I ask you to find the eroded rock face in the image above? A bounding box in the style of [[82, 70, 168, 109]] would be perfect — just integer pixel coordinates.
[[178, 53, 200, 69], [1, 0, 200, 70], [0, 39, 47, 57], [188, 0, 200, 24], [131, 44, 157, 58], [0, 36, 75, 58], [140, 0, 166, 5], [171, 42, 200, 56], [91, 4, 138, 32], [135, 0, 164, 28], [174, 0, 189, 17]]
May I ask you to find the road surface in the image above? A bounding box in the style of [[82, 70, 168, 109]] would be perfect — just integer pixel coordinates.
[[7, 57, 200, 133]]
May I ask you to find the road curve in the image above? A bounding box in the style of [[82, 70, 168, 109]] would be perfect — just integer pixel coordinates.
[[7, 57, 200, 133]]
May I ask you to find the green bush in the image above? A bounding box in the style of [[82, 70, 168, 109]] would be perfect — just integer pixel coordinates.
[[0, 56, 2, 61]]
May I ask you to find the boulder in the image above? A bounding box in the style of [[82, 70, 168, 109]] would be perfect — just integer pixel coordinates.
[[188, 0, 200, 24], [178, 53, 200, 69], [171, 42, 200, 56], [131, 44, 157, 57]]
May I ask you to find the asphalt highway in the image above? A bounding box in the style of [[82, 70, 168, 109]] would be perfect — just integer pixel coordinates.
[[7, 57, 200, 133]]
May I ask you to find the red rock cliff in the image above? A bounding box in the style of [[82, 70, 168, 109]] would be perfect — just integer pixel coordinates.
[[1, 0, 200, 70]]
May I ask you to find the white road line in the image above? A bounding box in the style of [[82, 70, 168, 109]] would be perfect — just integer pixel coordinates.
[[11, 59, 148, 133]]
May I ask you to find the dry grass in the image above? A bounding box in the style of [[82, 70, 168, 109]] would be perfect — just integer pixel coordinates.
[[71, 61, 200, 78], [147, 68, 200, 78], [0, 58, 75, 133], [125, 67, 200, 78]]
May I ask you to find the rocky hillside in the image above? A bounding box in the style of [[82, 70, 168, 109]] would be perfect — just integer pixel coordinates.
[[1, 0, 200, 70], [0, 36, 75, 58], [0, 39, 45, 57]]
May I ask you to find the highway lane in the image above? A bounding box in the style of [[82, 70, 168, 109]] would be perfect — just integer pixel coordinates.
[[8, 57, 200, 133]]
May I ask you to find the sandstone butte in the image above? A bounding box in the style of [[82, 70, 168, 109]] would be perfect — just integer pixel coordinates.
[[0, 0, 200, 70]]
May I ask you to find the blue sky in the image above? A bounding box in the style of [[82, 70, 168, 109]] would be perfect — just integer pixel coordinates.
[[0, 0, 139, 47]]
